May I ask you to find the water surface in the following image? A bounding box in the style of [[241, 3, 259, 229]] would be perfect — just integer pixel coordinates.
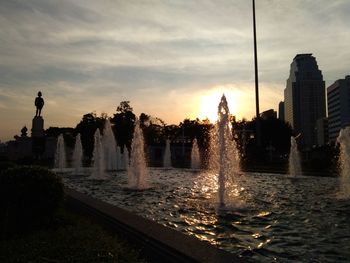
[[62, 169, 350, 262]]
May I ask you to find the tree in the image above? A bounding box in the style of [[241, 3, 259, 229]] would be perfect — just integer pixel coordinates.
[[178, 118, 213, 166], [179, 118, 212, 144], [139, 113, 165, 145], [45, 127, 75, 149], [233, 117, 292, 162], [75, 112, 106, 159], [111, 101, 136, 152]]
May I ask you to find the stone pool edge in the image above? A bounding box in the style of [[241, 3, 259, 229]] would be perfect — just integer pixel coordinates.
[[65, 187, 245, 263]]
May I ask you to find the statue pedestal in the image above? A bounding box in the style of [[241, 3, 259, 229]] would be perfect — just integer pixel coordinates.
[[32, 116, 44, 137], [32, 116, 45, 156]]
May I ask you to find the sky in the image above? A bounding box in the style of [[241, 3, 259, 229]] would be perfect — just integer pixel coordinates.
[[1, 0, 350, 142]]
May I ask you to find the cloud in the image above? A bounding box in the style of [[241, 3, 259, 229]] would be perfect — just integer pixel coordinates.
[[0, 0, 349, 141]]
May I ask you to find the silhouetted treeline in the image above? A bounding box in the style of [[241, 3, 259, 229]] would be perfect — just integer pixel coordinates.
[[110, 101, 136, 152], [233, 117, 293, 160], [43, 100, 338, 174], [75, 112, 106, 159]]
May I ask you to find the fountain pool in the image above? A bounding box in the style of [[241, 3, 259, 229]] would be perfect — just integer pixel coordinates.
[[62, 169, 350, 262]]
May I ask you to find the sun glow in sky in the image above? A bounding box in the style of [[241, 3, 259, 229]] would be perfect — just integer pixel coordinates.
[[0, 1, 350, 141], [198, 86, 243, 123]]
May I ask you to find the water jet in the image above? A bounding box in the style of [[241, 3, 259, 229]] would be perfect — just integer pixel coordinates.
[[128, 119, 149, 189], [55, 134, 67, 172]]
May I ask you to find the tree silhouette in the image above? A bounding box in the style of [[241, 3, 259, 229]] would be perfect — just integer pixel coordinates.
[[45, 127, 76, 149], [178, 118, 213, 166], [179, 118, 212, 144], [111, 101, 136, 152], [233, 117, 292, 162], [140, 113, 165, 145], [75, 112, 106, 159]]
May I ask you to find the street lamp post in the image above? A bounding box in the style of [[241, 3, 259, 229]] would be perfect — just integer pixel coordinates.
[[252, 0, 262, 148]]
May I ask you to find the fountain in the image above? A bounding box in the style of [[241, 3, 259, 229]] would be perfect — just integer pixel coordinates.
[[163, 139, 172, 168], [89, 128, 107, 180], [120, 147, 129, 170], [61, 96, 350, 262], [127, 119, 149, 189], [72, 133, 83, 174], [116, 146, 122, 170], [337, 127, 350, 198], [125, 148, 130, 168], [288, 136, 302, 177], [209, 94, 240, 207], [191, 138, 201, 169], [55, 134, 67, 172], [102, 119, 117, 171]]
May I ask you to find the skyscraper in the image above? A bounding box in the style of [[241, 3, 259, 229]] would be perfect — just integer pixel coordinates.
[[327, 75, 350, 142], [278, 101, 285, 121], [284, 54, 326, 149]]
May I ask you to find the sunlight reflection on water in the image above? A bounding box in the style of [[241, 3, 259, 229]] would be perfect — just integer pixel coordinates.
[[63, 168, 350, 262]]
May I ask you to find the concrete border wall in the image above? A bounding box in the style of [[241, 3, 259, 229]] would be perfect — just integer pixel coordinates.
[[65, 188, 245, 263]]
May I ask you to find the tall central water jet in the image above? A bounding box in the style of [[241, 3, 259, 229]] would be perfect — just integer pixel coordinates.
[[337, 127, 350, 198], [72, 133, 83, 174], [102, 119, 117, 171], [163, 139, 172, 168], [191, 138, 201, 169], [288, 136, 302, 177], [209, 94, 240, 207], [128, 119, 149, 189], [55, 134, 66, 172]]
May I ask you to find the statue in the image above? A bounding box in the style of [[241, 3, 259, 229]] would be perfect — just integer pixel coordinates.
[[35, 91, 44, 117], [21, 126, 28, 137]]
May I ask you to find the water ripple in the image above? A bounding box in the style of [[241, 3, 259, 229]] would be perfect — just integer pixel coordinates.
[[62, 169, 350, 262]]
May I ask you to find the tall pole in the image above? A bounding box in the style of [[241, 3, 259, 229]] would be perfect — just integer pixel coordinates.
[[252, 0, 261, 147], [182, 126, 185, 156]]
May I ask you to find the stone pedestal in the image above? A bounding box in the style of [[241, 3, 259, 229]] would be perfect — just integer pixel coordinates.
[[32, 116, 45, 156], [32, 116, 44, 137]]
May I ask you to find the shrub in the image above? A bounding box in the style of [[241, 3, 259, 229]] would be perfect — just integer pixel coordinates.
[[0, 161, 16, 172], [0, 166, 64, 233], [0, 209, 147, 263]]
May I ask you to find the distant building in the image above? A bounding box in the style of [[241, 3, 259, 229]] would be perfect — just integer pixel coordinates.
[[315, 117, 328, 146], [5, 124, 57, 163], [278, 101, 285, 121], [284, 54, 326, 149], [327, 75, 350, 142], [0, 142, 7, 159], [260, 109, 277, 120], [7, 135, 32, 161]]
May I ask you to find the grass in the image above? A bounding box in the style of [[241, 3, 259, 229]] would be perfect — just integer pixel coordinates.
[[0, 208, 147, 263]]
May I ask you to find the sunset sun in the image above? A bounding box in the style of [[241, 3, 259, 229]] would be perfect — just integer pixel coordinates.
[[198, 87, 242, 123]]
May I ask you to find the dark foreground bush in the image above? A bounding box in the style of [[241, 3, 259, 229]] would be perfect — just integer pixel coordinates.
[[0, 161, 16, 172], [0, 209, 148, 263], [0, 166, 64, 233]]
